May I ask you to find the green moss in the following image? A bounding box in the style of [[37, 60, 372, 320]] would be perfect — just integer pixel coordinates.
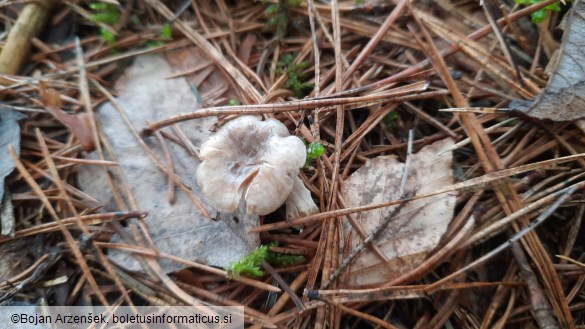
[[99, 28, 117, 46], [305, 142, 325, 167], [383, 111, 399, 130], [266, 251, 303, 267], [89, 2, 120, 45], [145, 23, 173, 48], [227, 244, 304, 278], [263, 0, 304, 39], [228, 245, 269, 278], [512, 0, 562, 23], [160, 23, 172, 40], [89, 2, 120, 25], [277, 53, 314, 98]]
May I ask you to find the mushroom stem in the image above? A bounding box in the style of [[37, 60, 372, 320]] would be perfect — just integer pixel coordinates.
[[286, 176, 319, 221]]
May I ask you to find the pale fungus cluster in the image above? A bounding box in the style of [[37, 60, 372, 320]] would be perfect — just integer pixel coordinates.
[[196, 116, 319, 220]]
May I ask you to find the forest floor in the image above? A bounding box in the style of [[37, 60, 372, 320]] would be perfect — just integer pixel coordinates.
[[0, 0, 584, 328]]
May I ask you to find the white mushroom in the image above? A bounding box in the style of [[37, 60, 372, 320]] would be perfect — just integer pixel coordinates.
[[196, 115, 319, 219], [286, 176, 319, 221]]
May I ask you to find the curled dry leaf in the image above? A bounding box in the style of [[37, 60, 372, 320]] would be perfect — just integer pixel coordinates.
[[510, 0, 585, 121], [237, 34, 257, 65], [342, 138, 459, 287], [39, 82, 95, 151], [78, 48, 259, 272]]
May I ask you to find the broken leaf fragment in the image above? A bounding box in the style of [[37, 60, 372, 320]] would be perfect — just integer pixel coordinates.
[[39, 82, 95, 151], [509, 0, 585, 122], [342, 138, 457, 286]]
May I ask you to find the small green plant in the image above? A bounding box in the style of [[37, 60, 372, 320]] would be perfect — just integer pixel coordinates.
[[383, 111, 399, 130], [161, 23, 172, 39], [263, 0, 304, 39], [228, 245, 268, 278], [512, 0, 561, 23], [130, 15, 142, 27], [229, 99, 239, 106], [305, 142, 325, 167], [266, 250, 303, 267], [89, 2, 121, 46], [146, 23, 173, 48], [99, 29, 117, 46], [89, 2, 120, 24], [227, 244, 304, 278], [277, 53, 314, 98]]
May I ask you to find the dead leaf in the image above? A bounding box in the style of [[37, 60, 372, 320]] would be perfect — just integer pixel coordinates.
[[237, 34, 257, 65], [342, 138, 457, 287], [0, 109, 25, 236], [78, 48, 259, 273], [510, 0, 585, 121], [39, 82, 95, 151]]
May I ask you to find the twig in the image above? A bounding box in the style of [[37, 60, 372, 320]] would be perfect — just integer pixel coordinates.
[[141, 82, 430, 136], [0, 1, 52, 77], [262, 261, 305, 311]]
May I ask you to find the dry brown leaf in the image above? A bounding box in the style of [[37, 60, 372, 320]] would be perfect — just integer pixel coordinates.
[[78, 48, 259, 272], [342, 138, 457, 287], [237, 34, 257, 65], [39, 82, 94, 151], [510, 0, 585, 121]]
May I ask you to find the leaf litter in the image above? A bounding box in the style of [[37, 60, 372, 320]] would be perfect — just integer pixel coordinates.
[[341, 138, 471, 286], [1, 0, 585, 327], [78, 48, 260, 272], [510, 0, 585, 122]]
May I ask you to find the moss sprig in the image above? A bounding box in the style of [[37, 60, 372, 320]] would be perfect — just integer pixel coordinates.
[[277, 53, 314, 98], [512, 0, 562, 23], [227, 244, 304, 278], [263, 0, 304, 39], [305, 142, 325, 167], [89, 2, 121, 46]]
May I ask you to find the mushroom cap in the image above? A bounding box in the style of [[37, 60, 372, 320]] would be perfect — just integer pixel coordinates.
[[196, 116, 306, 215]]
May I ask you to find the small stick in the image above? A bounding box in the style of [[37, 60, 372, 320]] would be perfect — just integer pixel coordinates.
[[330, 301, 398, 329], [50, 155, 118, 166], [140, 82, 430, 136], [0, 211, 146, 244], [0, 1, 52, 77], [262, 261, 305, 311]]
